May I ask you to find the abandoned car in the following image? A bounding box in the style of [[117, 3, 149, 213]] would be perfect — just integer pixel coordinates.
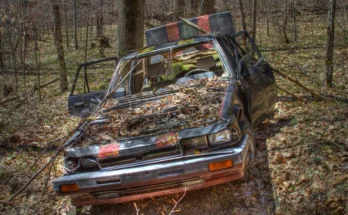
[[53, 12, 277, 206]]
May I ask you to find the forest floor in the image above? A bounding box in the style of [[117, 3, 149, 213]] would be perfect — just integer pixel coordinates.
[[0, 14, 347, 215]]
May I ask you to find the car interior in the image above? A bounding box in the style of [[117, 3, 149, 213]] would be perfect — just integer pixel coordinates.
[[127, 42, 227, 94]]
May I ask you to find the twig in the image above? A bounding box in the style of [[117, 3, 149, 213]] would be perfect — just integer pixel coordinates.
[[179, 17, 209, 34], [168, 187, 187, 215], [26, 140, 56, 174], [27, 148, 47, 174], [5, 123, 82, 202], [133, 202, 140, 215], [277, 86, 304, 102], [12, 202, 20, 215], [6, 148, 59, 202], [271, 66, 339, 103], [38, 150, 57, 209], [0, 78, 59, 106], [289, 176, 314, 196]]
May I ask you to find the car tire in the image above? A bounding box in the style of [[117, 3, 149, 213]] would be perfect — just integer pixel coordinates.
[[240, 126, 256, 183]]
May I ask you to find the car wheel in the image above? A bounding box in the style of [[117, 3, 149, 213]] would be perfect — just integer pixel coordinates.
[[240, 126, 256, 183]]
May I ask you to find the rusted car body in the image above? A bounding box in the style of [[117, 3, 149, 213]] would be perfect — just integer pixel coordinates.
[[53, 12, 277, 206]]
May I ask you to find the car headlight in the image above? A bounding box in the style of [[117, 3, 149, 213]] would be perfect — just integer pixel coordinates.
[[208, 130, 231, 145], [64, 157, 80, 172], [80, 157, 98, 168], [181, 136, 208, 149]]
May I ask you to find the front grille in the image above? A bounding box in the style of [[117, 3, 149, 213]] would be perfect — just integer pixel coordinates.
[[98, 147, 181, 168], [91, 177, 203, 199]]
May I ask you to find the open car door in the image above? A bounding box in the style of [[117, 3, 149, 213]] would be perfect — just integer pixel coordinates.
[[223, 32, 277, 126], [236, 33, 277, 126], [69, 57, 125, 118]]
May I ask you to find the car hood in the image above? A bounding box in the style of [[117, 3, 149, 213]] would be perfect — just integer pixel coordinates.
[[64, 78, 237, 158]]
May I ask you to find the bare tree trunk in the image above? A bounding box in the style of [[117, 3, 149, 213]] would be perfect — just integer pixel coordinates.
[[0, 30, 3, 68], [248, 0, 252, 25], [64, 1, 69, 47], [9, 31, 19, 94], [191, 0, 199, 16], [85, 1, 90, 63], [342, 1, 348, 28], [34, 26, 41, 100], [265, 0, 270, 36], [19, 0, 23, 65], [97, 0, 105, 57], [251, 0, 257, 55], [173, 0, 185, 20], [51, 0, 68, 92], [23, 29, 27, 90], [200, 0, 215, 15], [324, 0, 337, 87], [292, 0, 297, 41], [117, 0, 144, 93], [117, 0, 144, 58], [282, 0, 290, 43], [239, 0, 247, 31], [73, 0, 78, 49]]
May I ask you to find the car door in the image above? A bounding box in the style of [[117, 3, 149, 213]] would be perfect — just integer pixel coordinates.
[[233, 33, 277, 126], [223, 33, 277, 126], [239, 53, 277, 126], [68, 57, 125, 118]]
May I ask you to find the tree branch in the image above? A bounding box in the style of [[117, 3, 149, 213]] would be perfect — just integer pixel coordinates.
[[271, 66, 339, 102], [0, 78, 59, 106], [277, 86, 304, 102], [5, 121, 84, 202], [179, 16, 209, 34]]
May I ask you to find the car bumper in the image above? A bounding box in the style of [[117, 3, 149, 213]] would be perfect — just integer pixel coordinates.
[[53, 134, 252, 206]]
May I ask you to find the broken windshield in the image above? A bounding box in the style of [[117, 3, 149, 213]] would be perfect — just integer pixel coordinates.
[[106, 41, 230, 99]]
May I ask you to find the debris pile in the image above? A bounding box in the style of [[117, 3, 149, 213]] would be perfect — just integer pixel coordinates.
[[82, 78, 229, 146]]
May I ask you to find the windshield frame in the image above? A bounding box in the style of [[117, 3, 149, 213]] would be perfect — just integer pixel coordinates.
[[106, 36, 236, 96]]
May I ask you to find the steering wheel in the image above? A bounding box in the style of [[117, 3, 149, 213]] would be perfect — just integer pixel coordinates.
[[184, 69, 210, 77]]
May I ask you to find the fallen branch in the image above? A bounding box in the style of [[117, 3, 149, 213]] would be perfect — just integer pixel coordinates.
[[0, 69, 60, 76], [38, 150, 57, 210], [271, 66, 342, 103], [260, 44, 347, 52], [133, 202, 140, 215], [179, 16, 209, 34], [168, 187, 187, 215], [271, 66, 320, 97], [277, 86, 305, 102], [6, 149, 59, 202], [27, 147, 48, 174], [0, 96, 20, 106], [34, 77, 59, 90], [26, 138, 63, 174], [0, 77, 59, 106], [5, 121, 84, 202], [277, 86, 304, 102]]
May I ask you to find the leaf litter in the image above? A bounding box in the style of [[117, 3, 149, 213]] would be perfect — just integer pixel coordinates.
[[78, 78, 228, 147]]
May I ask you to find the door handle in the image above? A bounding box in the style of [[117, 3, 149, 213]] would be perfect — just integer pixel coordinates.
[[74, 102, 84, 107]]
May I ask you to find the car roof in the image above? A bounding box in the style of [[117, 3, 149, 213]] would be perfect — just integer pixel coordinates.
[[122, 35, 216, 60]]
